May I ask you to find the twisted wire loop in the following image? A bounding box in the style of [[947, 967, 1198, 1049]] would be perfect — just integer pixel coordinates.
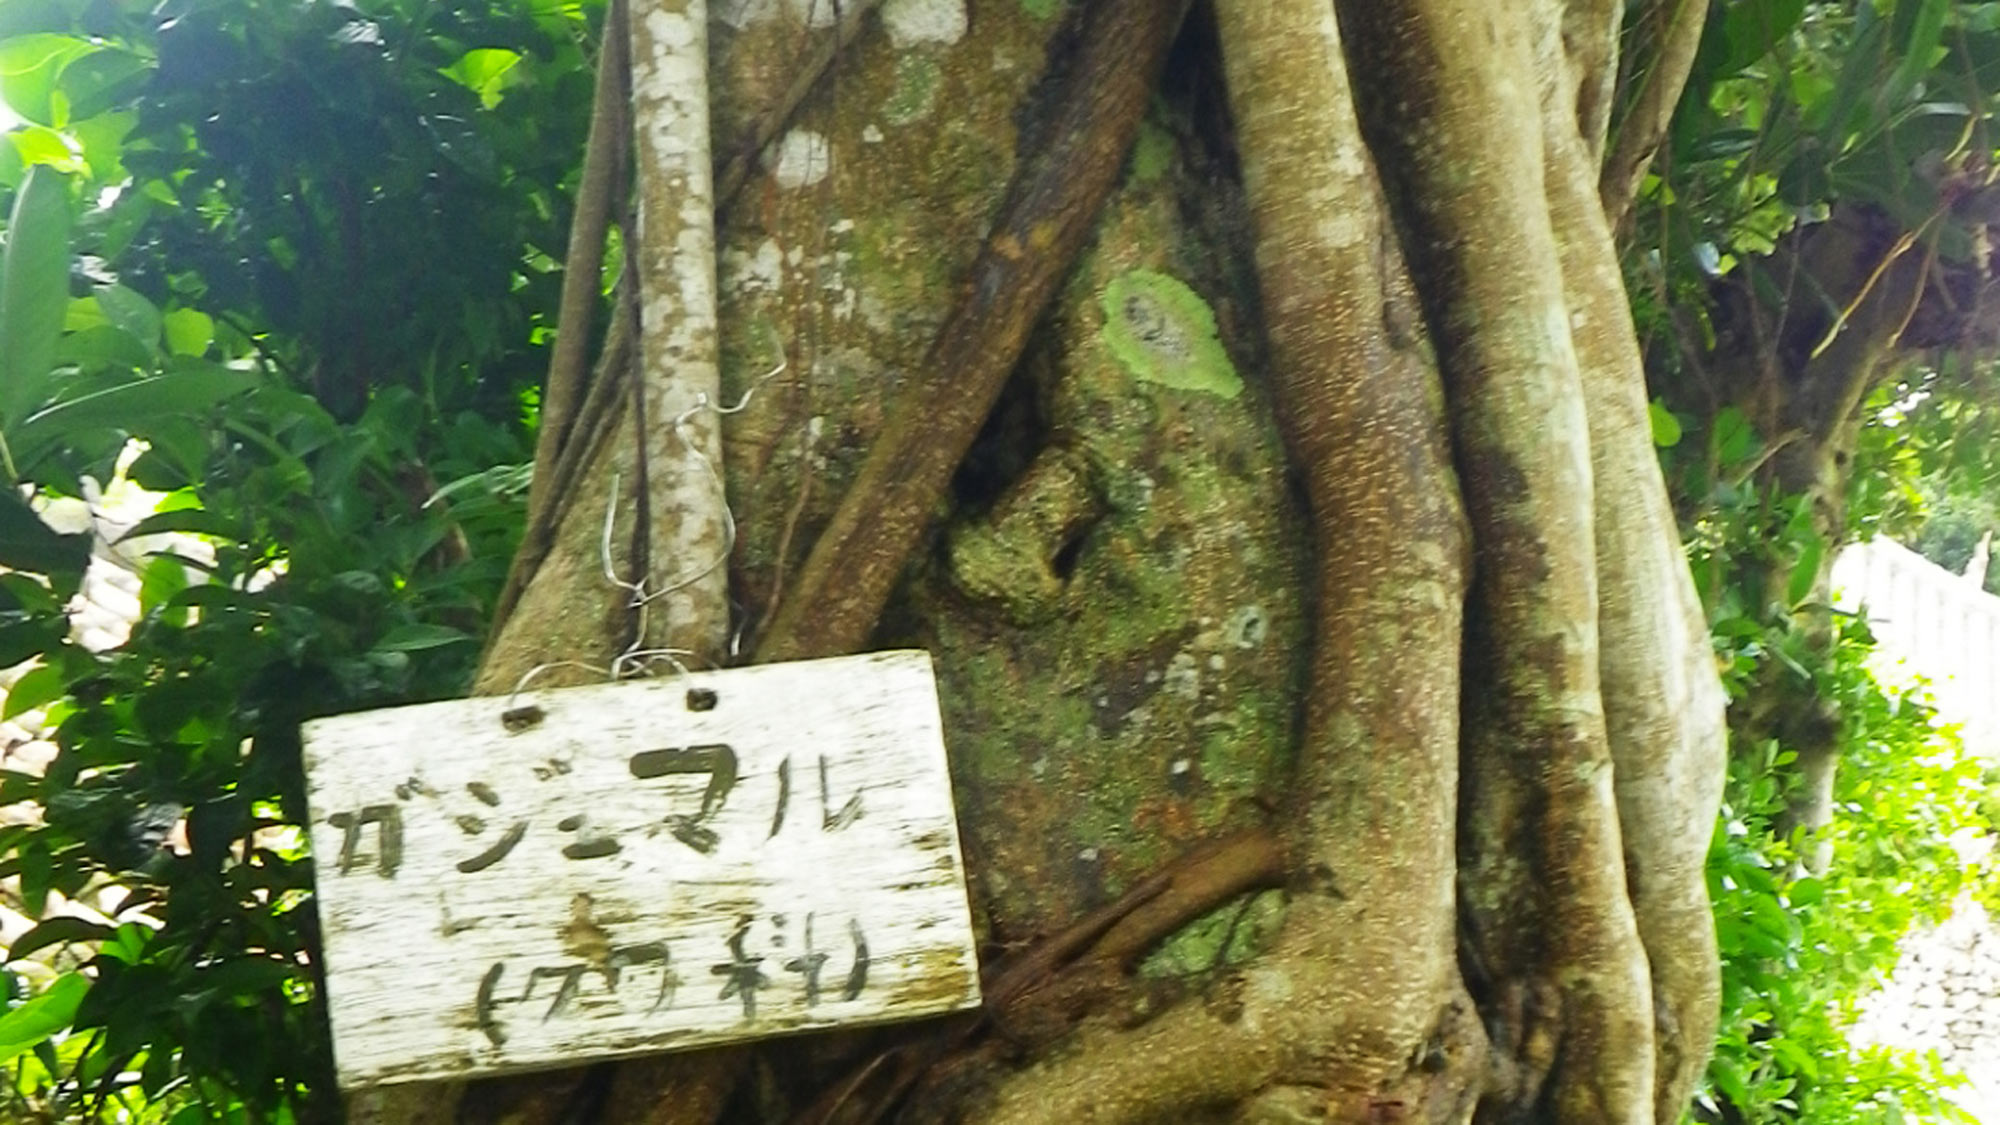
[[499, 337, 789, 727]]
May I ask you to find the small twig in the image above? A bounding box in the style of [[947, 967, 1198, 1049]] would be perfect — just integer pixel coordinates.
[[1887, 225, 1944, 351], [1078, 827, 1286, 970], [982, 870, 1175, 1010], [1724, 426, 1806, 488]]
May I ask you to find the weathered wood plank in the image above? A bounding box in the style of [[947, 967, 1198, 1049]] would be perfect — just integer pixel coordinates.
[[303, 651, 981, 1088]]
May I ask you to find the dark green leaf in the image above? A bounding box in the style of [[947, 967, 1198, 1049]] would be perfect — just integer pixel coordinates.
[[0, 486, 88, 576], [93, 283, 161, 355], [373, 623, 472, 652], [1690, 128, 1760, 162], [7, 917, 115, 963], [0, 971, 88, 1064], [0, 164, 72, 430], [1823, 17, 1890, 145], [9, 362, 256, 469], [1723, 0, 1810, 73], [1887, 0, 1951, 105], [118, 506, 240, 543], [0, 612, 62, 668], [1711, 1056, 1751, 1108], [1788, 534, 1827, 607]]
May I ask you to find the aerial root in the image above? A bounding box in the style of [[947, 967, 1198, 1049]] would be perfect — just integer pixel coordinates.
[[789, 828, 1287, 1125]]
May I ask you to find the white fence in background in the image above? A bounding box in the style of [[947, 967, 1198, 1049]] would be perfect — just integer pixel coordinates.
[[1831, 537, 2000, 759]]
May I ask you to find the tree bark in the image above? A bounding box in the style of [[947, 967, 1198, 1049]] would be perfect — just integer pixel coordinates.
[[387, 0, 1739, 1121]]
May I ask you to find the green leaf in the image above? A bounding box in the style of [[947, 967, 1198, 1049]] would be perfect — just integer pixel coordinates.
[[0, 971, 88, 1065], [1722, 0, 1809, 73], [54, 323, 153, 371], [161, 307, 214, 357], [0, 487, 88, 577], [119, 506, 238, 542], [138, 553, 190, 622], [52, 47, 147, 122], [0, 164, 72, 433], [1788, 534, 1827, 607], [1649, 400, 1684, 447], [440, 48, 522, 109], [1823, 16, 1890, 144], [93, 283, 161, 355], [373, 623, 472, 652], [7, 917, 114, 962], [8, 124, 80, 172], [1788, 876, 1826, 906], [0, 660, 63, 720], [1710, 406, 1760, 469], [0, 34, 94, 127], [1710, 1056, 1751, 1108], [0, 615, 60, 670], [8, 362, 256, 470], [1887, 0, 1950, 104]]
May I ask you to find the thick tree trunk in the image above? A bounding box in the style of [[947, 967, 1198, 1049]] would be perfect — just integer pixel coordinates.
[[358, 1, 1735, 1121]]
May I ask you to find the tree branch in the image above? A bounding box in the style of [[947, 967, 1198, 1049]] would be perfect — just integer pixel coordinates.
[[1601, 0, 1710, 233], [525, 0, 630, 532], [972, 2, 1486, 1114]]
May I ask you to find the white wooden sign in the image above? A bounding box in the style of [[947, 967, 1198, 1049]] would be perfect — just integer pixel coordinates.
[[302, 650, 981, 1088]]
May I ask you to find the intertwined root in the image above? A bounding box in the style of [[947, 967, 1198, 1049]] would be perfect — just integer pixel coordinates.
[[973, 2, 1724, 1121]]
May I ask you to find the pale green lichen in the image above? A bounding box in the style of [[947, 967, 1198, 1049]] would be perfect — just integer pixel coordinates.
[[884, 55, 941, 125], [1139, 890, 1288, 978], [1128, 121, 1173, 184], [946, 449, 1096, 624], [1098, 269, 1242, 399]]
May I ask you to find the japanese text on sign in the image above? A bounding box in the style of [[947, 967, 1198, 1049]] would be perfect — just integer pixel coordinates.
[[303, 651, 981, 1088]]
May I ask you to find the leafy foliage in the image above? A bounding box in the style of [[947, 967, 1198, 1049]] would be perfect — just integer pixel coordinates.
[[1699, 612, 1987, 1123], [1632, 5, 2000, 1116], [0, 0, 596, 1116]]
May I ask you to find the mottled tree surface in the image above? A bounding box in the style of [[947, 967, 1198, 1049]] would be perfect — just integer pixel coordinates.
[[359, 1, 1734, 1122]]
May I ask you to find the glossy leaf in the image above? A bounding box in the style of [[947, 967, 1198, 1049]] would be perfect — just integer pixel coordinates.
[[0, 971, 87, 1064], [94, 282, 161, 354], [1650, 399, 1684, 447], [0, 164, 69, 432], [372, 623, 472, 652], [0, 485, 87, 576]]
